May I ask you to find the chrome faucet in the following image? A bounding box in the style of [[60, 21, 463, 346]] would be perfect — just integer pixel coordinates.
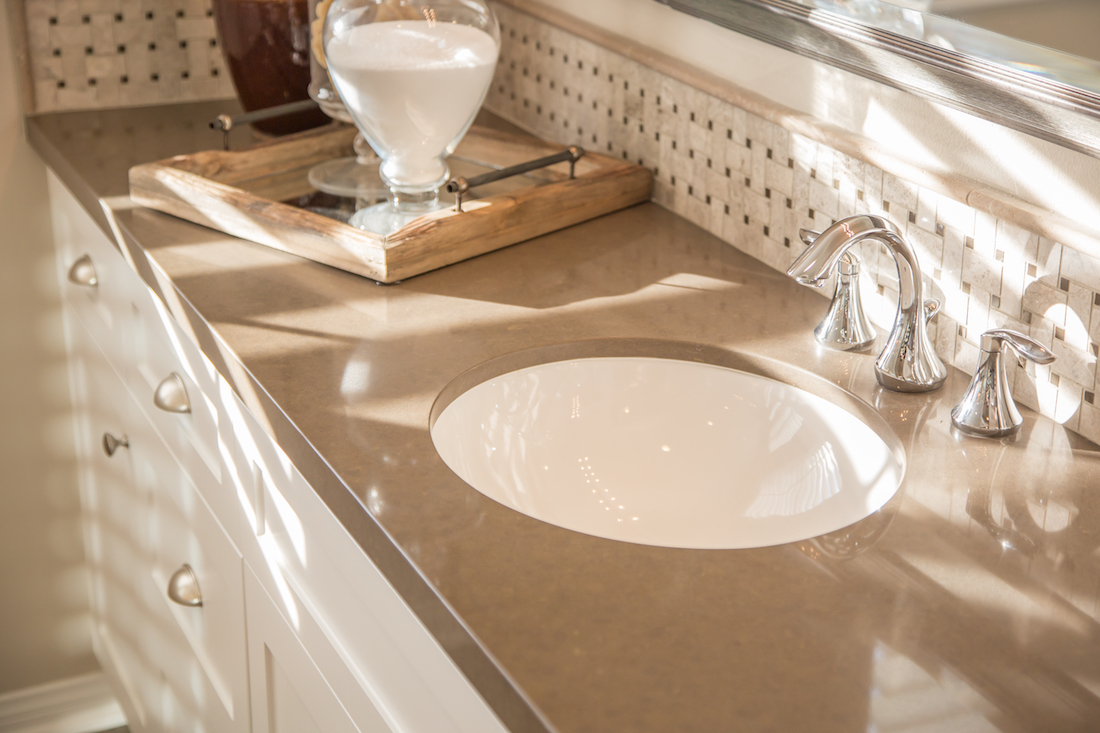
[[787, 215, 947, 392], [951, 329, 1055, 437]]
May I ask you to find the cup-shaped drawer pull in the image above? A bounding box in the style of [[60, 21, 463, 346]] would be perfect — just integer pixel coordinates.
[[154, 373, 191, 414], [101, 432, 129, 457], [67, 254, 98, 287], [167, 564, 203, 607]]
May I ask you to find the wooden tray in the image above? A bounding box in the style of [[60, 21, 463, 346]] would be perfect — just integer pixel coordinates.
[[128, 124, 653, 283]]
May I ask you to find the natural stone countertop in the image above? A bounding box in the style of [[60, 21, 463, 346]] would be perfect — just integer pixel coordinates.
[[30, 101, 1100, 733]]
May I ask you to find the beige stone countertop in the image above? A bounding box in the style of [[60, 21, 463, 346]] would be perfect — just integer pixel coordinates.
[[29, 102, 1100, 733]]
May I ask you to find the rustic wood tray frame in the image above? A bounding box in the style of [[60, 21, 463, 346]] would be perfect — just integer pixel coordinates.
[[129, 124, 653, 283]]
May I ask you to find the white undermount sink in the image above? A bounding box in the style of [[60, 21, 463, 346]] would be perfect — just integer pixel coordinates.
[[431, 353, 905, 549]]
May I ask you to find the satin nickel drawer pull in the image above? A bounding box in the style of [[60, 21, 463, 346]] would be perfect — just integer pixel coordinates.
[[67, 255, 98, 287], [153, 373, 191, 414], [166, 564, 203, 607], [101, 432, 129, 457]]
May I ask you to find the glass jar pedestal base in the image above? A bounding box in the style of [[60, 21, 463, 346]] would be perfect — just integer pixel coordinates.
[[348, 189, 448, 235], [307, 157, 388, 199]]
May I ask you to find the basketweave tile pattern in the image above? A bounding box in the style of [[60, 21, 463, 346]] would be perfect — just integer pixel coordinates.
[[485, 1, 1100, 444], [22, 0, 236, 112]]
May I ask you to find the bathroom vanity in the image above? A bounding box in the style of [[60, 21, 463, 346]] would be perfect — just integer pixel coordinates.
[[32, 101, 1100, 733]]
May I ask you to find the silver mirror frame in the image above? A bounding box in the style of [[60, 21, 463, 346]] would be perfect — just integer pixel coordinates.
[[656, 0, 1100, 160]]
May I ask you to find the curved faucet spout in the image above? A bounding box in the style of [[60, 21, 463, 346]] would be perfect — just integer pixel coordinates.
[[787, 215, 947, 393]]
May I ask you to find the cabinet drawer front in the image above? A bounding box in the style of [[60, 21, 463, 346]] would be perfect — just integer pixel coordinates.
[[129, 285, 223, 484], [143, 435, 249, 733], [50, 171, 139, 365]]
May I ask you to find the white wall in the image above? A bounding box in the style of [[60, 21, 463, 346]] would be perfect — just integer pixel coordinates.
[[0, 5, 97, 694], [552, 0, 1100, 235]]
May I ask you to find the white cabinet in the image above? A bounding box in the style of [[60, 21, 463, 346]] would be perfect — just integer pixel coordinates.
[[51, 170, 511, 733]]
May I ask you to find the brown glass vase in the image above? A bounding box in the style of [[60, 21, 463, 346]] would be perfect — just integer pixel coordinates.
[[212, 0, 331, 135]]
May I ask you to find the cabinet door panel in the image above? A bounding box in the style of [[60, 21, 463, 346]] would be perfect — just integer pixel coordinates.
[[245, 565, 394, 733]]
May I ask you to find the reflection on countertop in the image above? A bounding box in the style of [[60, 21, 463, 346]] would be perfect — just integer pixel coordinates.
[[30, 102, 1100, 733]]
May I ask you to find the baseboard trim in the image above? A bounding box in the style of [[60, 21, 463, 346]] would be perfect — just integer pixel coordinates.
[[0, 672, 126, 733]]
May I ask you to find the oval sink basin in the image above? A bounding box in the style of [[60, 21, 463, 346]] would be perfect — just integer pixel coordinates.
[[431, 356, 905, 549]]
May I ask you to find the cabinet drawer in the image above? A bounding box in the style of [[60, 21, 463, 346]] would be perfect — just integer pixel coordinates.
[[50, 171, 141, 367], [128, 283, 222, 483], [143, 433, 249, 733]]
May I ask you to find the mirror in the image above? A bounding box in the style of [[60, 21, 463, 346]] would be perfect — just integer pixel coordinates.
[[655, 0, 1100, 159]]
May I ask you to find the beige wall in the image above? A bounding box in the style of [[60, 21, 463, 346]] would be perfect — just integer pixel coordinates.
[[0, 4, 97, 693]]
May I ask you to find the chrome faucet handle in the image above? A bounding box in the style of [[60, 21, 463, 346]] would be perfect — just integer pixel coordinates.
[[950, 329, 1055, 437], [810, 246, 877, 352]]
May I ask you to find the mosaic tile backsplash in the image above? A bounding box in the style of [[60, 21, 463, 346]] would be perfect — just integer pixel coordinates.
[[22, 0, 236, 112], [485, 1, 1100, 445]]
